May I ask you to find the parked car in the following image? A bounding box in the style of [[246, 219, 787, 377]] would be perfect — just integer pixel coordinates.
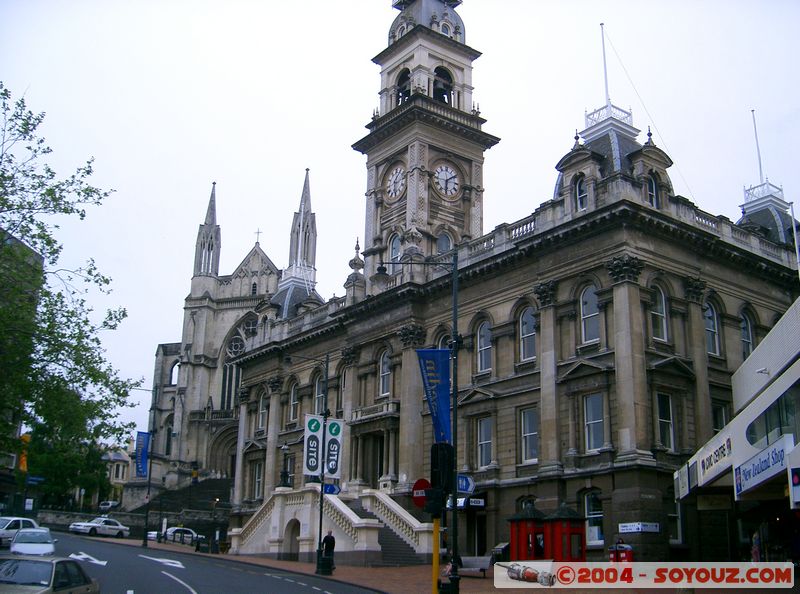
[[146, 527, 205, 545], [10, 528, 57, 556], [0, 517, 39, 547], [0, 554, 100, 593], [98, 500, 119, 513], [69, 516, 129, 538]]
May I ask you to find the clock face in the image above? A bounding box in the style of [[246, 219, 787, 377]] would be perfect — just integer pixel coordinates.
[[434, 164, 460, 197], [386, 166, 406, 198]]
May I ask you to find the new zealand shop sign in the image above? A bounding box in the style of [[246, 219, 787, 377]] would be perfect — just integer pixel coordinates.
[[734, 434, 794, 499]]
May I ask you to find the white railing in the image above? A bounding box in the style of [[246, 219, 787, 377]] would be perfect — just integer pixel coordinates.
[[359, 489, 434, 553], [744, 181, 784, 203], [585, 103, 633, 127]]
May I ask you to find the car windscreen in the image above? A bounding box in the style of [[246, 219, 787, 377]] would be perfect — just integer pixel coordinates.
[[0, 558, 51, 586]]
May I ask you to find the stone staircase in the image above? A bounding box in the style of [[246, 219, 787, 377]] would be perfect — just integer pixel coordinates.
[[347, 500, 426, 566]]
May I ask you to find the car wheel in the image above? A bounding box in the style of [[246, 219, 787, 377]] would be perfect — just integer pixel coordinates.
[[117, 531, 124, 538], [89, 528, 97, 536]]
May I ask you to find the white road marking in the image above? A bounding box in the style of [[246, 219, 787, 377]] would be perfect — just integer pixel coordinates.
[[162, 571, 198, 594], [138, 554, 186, 569], [68, 552, 108, 566]]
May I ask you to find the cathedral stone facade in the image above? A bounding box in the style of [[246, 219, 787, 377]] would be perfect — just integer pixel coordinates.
[[146, 0, 798, 564]]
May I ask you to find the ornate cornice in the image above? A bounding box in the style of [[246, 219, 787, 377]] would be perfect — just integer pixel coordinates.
[[341, 346, 360, 365], [606, 254, 644, 283], [267, 376, 283, 394]]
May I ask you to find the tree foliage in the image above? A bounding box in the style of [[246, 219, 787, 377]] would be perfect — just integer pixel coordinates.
[[0, 81, 140, 488]]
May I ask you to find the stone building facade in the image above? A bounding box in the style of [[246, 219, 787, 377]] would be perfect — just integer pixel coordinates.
[[148, 0, 798, 563]]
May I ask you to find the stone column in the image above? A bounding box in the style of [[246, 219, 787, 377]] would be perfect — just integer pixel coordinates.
[[397, 323, 426, 490], [684, 276, 712, 446], [534, 281, 561, 476], [264, 377, 283, 493], [232, 387, 250, 506], [606, 255, 650, 460], [340, 347, 358, 490]]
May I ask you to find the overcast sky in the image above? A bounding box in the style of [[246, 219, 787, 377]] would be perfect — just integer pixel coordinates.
[[2, 0, 797, 437]]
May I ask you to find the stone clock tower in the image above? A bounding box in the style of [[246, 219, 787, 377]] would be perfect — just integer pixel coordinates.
[[353, 0, 499, 291]]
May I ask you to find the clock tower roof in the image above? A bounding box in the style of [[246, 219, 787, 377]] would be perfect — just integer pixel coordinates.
[[389, 0, 465, 45]]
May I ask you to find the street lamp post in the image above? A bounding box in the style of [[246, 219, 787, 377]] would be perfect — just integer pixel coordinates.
[[279, 443, 291, 488], [375, 249, 460, 592], [285, 351, 331, 575]]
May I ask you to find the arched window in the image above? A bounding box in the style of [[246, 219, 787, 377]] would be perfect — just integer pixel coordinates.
[[433, 67, 453, 104], [164, 423, 173, 456], [519, 307, 536, 361], [288, 383, 299, 423], [396, 68, 411, 105], [251, 282, 258, 296], [315, 375, 326, 414], [397, 25, 405, 37], [379, 351, 391, 397], [169, 362, 180, 385], [441, 24, 451, 37], [477, 321, 492, 372], [258, 392, 268, 429], [389, 235, 401, 273], [650, 286, 668, 341], [741, 312, 754, 360], [704, 302, 720, 356], [436, 233, 452, 253], [575, 178, 588, 211], [647, 174, 659, 208], [243, 318, 258, 335], [580, 286, 600, 343]]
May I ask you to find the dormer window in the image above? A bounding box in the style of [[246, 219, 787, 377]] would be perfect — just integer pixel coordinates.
[[575, 178, 588, 211], [647, 174, 659, 208], [436, 233, 452, 253], [397, 26, 405, 37], [441, 24, 451, 37]]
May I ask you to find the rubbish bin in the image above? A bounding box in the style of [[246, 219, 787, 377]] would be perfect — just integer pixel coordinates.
[[438, 580, 455, 593], [609, 543, 633, 562], [492, 542, 510, 564], [195, 540, 210, 553], [317, 555, 334, 576]]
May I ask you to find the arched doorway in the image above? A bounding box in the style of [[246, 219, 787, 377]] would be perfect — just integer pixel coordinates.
[[282, 519, 300, 561]]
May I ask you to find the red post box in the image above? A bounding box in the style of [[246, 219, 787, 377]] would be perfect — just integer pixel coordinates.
[[609, 542, 633, 562]]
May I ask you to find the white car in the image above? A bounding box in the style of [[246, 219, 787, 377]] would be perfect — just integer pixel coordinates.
[[10, 527, 57, 555], [147, 527, 205, 545], [69, 516, 130, 538], [0, 516, 39, 546]]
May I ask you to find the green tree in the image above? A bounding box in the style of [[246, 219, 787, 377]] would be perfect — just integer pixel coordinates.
[[0, 81, 139, 469]]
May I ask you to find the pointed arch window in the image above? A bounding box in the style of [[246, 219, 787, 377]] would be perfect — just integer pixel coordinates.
[[164, 423, 173, 457], [741, 312, 755, 360], [575, 177, 588, 211], [704, 302, 720, 356], [169, 361, 180, 386], [647, 174, 659, 208], [389, 235, 402, 274], [251, 282, 257, 296], [580, 285, 600, 344], [379, 351, 392, 397], [520, 307, 537, 361], [477, 321, 493, 372], [650, 286, 668, 342]]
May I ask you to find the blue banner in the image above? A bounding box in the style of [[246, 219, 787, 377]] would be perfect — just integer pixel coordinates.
[[135, 431, 150, 478], [416, 349, 452, 443]]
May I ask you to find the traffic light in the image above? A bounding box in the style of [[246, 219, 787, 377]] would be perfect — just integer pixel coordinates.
[[424, 488, 444, 518], [791, 468, 800, 504], [431, 442, 454, 495]]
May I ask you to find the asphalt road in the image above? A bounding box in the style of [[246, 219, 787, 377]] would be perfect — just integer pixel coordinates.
[[52, 532, 376, 594]]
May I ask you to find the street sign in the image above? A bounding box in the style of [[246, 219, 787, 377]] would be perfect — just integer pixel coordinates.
[[457, 474, 475, 494], [326, 418, 343, 479], [303, 414, 323, 476], [323, 483, 341, 495], [412, 478, 432, 508]]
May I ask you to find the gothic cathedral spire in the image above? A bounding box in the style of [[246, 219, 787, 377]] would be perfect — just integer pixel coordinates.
[[194, 182, 221, 277], [282, 169, 317, 291]]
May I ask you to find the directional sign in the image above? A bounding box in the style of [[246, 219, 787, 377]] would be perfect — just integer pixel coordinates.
[[457, 474, 475, 494], [323, 483, 341, 495], [69, 552, 108, 566]]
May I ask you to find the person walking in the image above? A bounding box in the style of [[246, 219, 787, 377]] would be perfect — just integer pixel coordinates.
[[322, 529, 336, 569]]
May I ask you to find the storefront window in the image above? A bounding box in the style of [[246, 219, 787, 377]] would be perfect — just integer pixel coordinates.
[[745, 385, 799, 449]]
